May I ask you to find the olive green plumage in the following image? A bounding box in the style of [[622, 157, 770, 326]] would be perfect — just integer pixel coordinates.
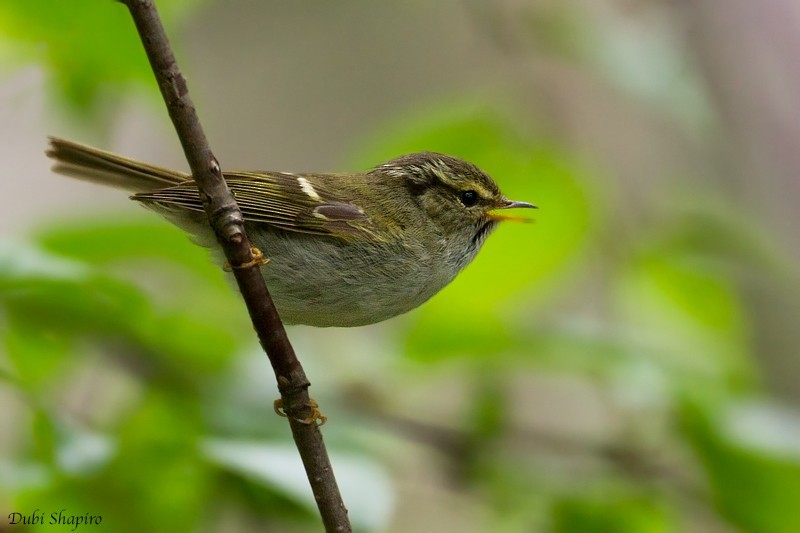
[[47, 137, 534, 327]]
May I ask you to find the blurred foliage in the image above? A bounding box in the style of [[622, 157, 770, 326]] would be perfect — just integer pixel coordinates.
[[1, 221, 393, 531], [354, 105, 591, 362], [552, 492, 675, 533], [681, 403, 800, 533], [0, 0, 200, 115], [3, 1, 800, 532]]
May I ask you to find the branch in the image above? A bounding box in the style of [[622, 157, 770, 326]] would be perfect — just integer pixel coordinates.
[[345, 390, 711, 509], [119, 1, 350, 530]]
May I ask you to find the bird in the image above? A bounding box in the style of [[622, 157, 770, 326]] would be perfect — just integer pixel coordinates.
[[47, 137, 535, 327]]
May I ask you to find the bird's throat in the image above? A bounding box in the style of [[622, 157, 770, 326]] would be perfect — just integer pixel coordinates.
[[471, 219, 496, 248]]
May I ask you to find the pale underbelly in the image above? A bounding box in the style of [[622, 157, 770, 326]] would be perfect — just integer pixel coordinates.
[[249, 228, 452, 327]]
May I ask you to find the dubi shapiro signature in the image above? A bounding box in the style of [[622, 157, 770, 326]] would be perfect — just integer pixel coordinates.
[[7, 509, 102, 530]]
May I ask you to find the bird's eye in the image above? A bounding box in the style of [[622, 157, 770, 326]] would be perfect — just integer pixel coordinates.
[[460, 190, 479, 207]]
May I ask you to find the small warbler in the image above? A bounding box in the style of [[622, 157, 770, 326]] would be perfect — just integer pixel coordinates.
[[47, 137, 535, 327]]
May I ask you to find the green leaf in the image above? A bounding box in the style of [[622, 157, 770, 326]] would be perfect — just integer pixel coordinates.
[[35, 217, 224, 286], [552, 493, 675, 533], [204, 439, 394, 531], [16, 392, 210, 532], [0, 0, 201, 115], [4, 318, 75, 392], [0, 241, 238, 385], [615, 233, 756, 395], [682, 402, 800, 533], [35, 217, 247, 338]]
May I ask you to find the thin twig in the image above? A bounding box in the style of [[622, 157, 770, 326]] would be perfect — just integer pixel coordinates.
[[119, 1, 350, 530], [345, 391, 712, 510]]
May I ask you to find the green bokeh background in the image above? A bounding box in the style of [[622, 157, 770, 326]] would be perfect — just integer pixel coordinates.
[[2, 1, 800, 532]]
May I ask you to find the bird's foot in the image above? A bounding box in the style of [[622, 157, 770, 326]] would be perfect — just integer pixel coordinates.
[[223, 247, 270, 271], [274, 398, 327, 426]]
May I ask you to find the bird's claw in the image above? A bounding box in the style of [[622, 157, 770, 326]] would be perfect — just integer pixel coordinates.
[[274, 398, 327, 426], [223, 247, 270, 271]]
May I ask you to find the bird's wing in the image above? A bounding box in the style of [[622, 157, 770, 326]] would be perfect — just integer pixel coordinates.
[[132, 171, 382, 240]]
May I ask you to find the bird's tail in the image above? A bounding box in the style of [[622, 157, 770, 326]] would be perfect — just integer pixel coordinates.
[[46, 137, 190, 192]]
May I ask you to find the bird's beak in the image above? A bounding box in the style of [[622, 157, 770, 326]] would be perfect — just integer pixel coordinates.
[[487, 198, 537, 222]]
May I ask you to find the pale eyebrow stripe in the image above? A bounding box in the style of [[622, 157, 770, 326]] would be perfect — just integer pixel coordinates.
[[297, 176, 322, 201], [436, 173, 494, 199], [427, 160, 494, 198]]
